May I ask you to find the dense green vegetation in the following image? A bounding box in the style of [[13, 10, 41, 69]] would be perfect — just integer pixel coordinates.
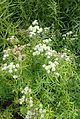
[[0, 0, 80, 119]]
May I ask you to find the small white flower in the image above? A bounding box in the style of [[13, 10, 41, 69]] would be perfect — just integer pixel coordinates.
[[2, 66, 7, 70], [28, 25, 33, 31], [9, 62, 14, 66], [48, 38, 52, 42], [3, 57, 6, 60], [47, 55, 51, 58], [13, 75, 18, 79], [3, 54, 9, 58], [62, 34, 66, 37], [27, 43, 30, 46], [10, 36, 15, 40], [34, 51, 40, 55], [38, 47, 44, 52], [29, 100, 33, 107], [43, 109, 46, 113], [32, 26, 37, 33], [44, 27, 49, 32], [68, 50, 70, 52], [42, 64, 46, 68], [29, 32, 36, 37], [61, 54, 64, 58], [7, 38, 10, 41], [12, 65, 16, 69], [16, 64, 19, 68], [28, 88, 32, 93], [46, 51, 52, 56], [52, 67, 56, 71], [32, 20, 38, 25], [41, 113, 45, 118], [19, 97, 25, 104], [48, 61, 52, 64], [45, 66, 50, 70], [27, 110, 32, 116], [24, 86, 29, 94], [26, 115, 29, 119], [33, 52, 37, 56], [64, 48, 67, 51], [54, 72, 60, 77], [54, 61, 59, 65], [55, 58, 58, 61], [34, 25, 39, 31], [66, 31, 73, 35], [14, 68, 17, 72], [37, 27, 43, 33], [65, 57, 70, 61], [47, 70, 50, 73], [9, 69, 13, 73], [63, 37, 65, 40]]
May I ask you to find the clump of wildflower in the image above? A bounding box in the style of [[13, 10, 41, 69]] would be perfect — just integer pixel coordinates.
[[2, 44, 26, 61], [28, 20, 43, 37], [25, 103, 46, 119], [39, 103, 46, 119], [19, 95, 25, 104], [25, 110, 32, 119], [2, 62, 19, 74], [21, 86, 32, 94], [43, 61, 59, 73], [19, 86, 46, 119], [19, 86, 33, 107], [45, 49, 57, 59], [33, 43, 57, 59], [3, 48, 11, 60]]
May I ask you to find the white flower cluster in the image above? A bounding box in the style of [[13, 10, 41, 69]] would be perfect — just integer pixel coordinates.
[[39, 104, 46, 119], [45, 49, 57, 59], [32, 41, 71, 74], [3, 48, 10, 60], [33, 43, 50, 55], [33, 43, 57, 58], [26, 110, 33, 119], [43, 61, 59, 73], [19, 86, 33, 107], [21, 86, 32, 94], [28, 20, 43, 37], [19, 86, 46, 119], [2, 62, 19, 78], [25, 103, 46, 119], [64, 48, 70, 52], [43, 38, 52, 44], [3, 44, 26, 61]]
